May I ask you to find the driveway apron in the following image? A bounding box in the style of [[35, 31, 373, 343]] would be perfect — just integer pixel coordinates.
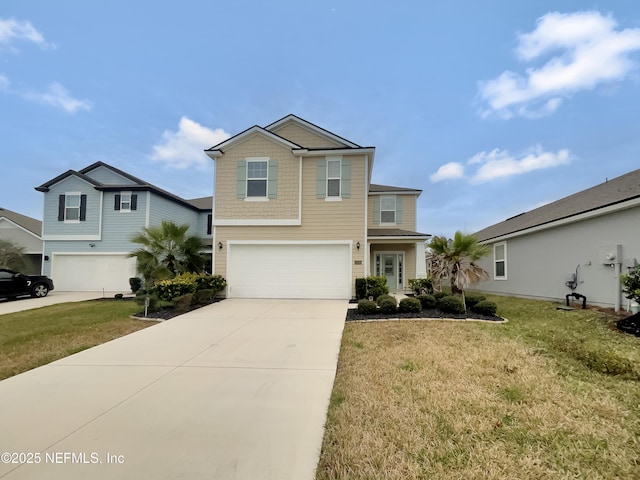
[[0, 298, 347, 480]]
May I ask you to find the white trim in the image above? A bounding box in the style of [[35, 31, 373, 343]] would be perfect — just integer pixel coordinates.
[[493, 241, 507, 280], [379, 195, 397, 225], [0, 217, 42, 241], [42, 235, 102, 241], [326, 156, 342, 199], [229, 240, 352, 246], [292, 147, 375, 157], [97, 191, 103, 238], [415, 242, 427, 278], [369, 236, 430, 241], [246, 157, 269, 199], [213, 219, 302, 226], [324, 197, 342, 202], [368, 191, 421, 196], [118, 191, 132, 212], [145, 191, 151, 227], [244, 197, 269, 202], [481, 197, 640, 243], [63, 191, 82, 222], [364, 154, 369, 276], [206, 127, 301, 157], [298, 156, 303, 221]]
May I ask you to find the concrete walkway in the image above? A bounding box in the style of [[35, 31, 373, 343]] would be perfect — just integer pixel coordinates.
[[0, 298, 347, 479]]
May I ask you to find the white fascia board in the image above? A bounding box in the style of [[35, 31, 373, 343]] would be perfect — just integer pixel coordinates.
[[42, 235, 102, 241], [0, 217, 42, 240], [293, 147, 376, 157], [368, 191, 422, 196], [481, 197, 640, 244], [368, 236, 430, 241], [229, 239, 352, 246], [213, 219, 302, 226], [206, 150, 222, 159]]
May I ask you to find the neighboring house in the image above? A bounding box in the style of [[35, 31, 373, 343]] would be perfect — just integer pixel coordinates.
[[35, 162, 212, 292], [472, 168, 640, 311], [205, 114, 430, 299], [0, 207, 43, 274]]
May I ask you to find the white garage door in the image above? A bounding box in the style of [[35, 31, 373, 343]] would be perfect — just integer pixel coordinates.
[[52, 254, 136, 292], [227, 243, 351, 299]]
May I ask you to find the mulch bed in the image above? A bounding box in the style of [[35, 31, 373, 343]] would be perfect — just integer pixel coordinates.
[[617, 312, 640, 337], [346, 308, 504, 323], [133, 299, 223, 321]]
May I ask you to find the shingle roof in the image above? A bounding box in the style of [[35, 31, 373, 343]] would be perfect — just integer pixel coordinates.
[[368, 228, 430, 238], [475, 168, 640, 242], [186, 196, 213, 209], [0, 208, 42, 236]]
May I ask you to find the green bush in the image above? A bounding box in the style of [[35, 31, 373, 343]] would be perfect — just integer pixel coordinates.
[[172, 293, 194, 313], [195, 274, 227, 294], [464, 293, 486, 309], [152, 273, 227, 301], [408, 278, 433, 295], [355, 276, 389, 299], [129, 277, 142, 293], [416, 294, 437, 309], [399, 297, 422, 313], [357, 299, 378, 314], [433, 291, 448, 301], [376, 294, 396, 307], [193, 289, 215, 306], [379, 298, 398, 314], [621, 265, 640, 304], [472, 300, 497, 316], [438, 295, 465, 314]]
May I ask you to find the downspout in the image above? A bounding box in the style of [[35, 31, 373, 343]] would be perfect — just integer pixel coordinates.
[[364, 154, 369, 276], [615, 262, 622, 313]]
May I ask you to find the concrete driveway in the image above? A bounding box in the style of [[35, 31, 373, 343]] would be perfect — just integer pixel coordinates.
[[0, 298, 347, 480], [0, 291, 118, 315]]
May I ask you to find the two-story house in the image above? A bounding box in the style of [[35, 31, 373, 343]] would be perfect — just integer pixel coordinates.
[[205, 114, 430, 299], [35, 162, 212, 291]]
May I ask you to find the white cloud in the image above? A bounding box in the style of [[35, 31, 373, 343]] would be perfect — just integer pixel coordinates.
[[430, 162, 465, 182], [0, 73, 9, 90], [0, 17, 54, 50], [479, 11, 640, 118], [151, 117, 231, 169], [469, 145, 571, 183], [24, 82, 93, 113]]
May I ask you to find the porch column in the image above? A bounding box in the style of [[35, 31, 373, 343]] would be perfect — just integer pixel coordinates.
[[415, 242, 427, 278]]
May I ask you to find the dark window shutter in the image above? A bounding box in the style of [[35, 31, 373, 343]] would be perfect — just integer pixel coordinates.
[[114, 194, 121, 211], [79, 195, 87, 221], [207, 214, 212, 235], [58, 195, 65, 221], [131, 194, 137, 211]]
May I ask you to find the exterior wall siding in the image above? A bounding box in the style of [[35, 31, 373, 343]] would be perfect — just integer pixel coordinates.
[[148, 194, 199, 233], [0, 220, 42, 253], [42, 176, 101, 237], [471, 206, 640, 308], [367, 194, 417, 230], [84, 166, 137, 185], [270, 123, 345, 148]]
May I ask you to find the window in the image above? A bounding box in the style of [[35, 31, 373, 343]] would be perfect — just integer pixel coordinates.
[[380, 196, 396, 223], [327, 158, 341, 197], [494, 242, 507, 279], [114, 193, 137, 211], [58, 193, 87, 222], [247, 160, 268, 197], [120, 193, 131, 211]]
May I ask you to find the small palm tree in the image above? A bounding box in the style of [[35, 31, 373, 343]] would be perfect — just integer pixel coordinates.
[[429, 231, 491, 311], [128, 221, 205, 287]]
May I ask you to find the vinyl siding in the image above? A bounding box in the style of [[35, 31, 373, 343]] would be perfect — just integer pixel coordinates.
[[148, 193, 200, 234], [368, 194, 418, 230], [0, 220, 42, 253], [269, 123, 346, 148], [42, 176, 101, 237], [84, 165, 138, 185], [99, 191, 148, 250]]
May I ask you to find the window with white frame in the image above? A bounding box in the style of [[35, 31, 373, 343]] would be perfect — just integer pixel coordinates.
[[327, 158, 341, 197], [247, 160, 268, 197], [494, 242, 507, 279], [380, 196, 396, 223], [120, 193, 131, 211], [65, 194, 81, 221]]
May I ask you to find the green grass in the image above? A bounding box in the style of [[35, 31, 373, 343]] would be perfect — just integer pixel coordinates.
[[317, 295, 640, 480], [0, 300, 157, 380]]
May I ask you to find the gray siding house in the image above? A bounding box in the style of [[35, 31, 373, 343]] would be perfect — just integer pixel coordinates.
[[472, 168, 640, 311], [36, 162, 212, 292], [0, 207, 43, 274]]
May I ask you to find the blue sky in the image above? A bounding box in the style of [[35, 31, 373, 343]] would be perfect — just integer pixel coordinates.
[[1, 1, 639, 238]]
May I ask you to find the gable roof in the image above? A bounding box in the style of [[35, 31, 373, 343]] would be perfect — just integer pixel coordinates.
[[205, 125, 302, 156], [35, 162, 212, 212], [265, 114, 362, 148], [369, 183, 422, 195], [476, 168, 640, 242], [0, 208, 42, 236]]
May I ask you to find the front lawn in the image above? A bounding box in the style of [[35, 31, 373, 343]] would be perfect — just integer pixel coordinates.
[[0, 300, 157, 381], [317, 295, 640, 479]]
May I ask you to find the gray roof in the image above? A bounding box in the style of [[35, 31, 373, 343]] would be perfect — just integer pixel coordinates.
[[0, 208, 42, 236], [475, 168, 640, 242], [186, 197, 213, 210], [368, 228, 430, 238], [369, 183, 422, 194]]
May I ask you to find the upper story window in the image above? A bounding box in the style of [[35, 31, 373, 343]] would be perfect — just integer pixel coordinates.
[[58, 193, 87, 222], [247, 160, 268, 197], [327, 158, 341, 197], [114, 192, 137, 212], [494, 242, 507, 280], [380, 196, 396, 223]]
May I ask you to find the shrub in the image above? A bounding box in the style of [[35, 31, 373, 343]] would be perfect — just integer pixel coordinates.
[[357, 299, 378, 314], [195, 274, 227, 294], [379, 298, 398, 314], [114, 293, 124, 300], [438, 295, 465, 314], [376, 294, 396, 307], [621, 265, 640, 304], [152, 272, 199, 301], [193, 289, 215, 306], [464, 293, 486, 309], [135, 293, 160, 313], [355, 276, 389, 299], [408, 278, 433, 295], [433, 291, 448, 301], [173, 293, 194, 313], [129, 277, 142, 293], [416, 294, 437, 310], [355, 278, 367, 300], [472, 300, 497, 316], [399, 297, 422, 313]]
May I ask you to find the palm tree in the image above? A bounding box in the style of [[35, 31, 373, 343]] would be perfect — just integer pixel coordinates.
[[428, 231, 491, 311], [128, 221, 205, 287]]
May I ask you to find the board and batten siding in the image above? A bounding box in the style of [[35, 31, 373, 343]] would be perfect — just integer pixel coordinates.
[[41, 176, 101, 237], [471, 206, 640, 308], [84, 165, 138, 185]]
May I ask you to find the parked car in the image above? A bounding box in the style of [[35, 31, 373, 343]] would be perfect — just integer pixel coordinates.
[[0, 268, 54, 299]]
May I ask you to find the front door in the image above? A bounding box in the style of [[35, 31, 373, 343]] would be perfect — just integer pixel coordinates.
[[382, 254, 397, 290]]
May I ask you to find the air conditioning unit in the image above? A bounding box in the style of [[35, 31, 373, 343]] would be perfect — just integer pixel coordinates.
[[598, 245, 622, 265]]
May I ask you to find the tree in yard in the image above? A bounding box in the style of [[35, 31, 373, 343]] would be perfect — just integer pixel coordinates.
[[0, 239, 28, 272], [428, 231, 491, 311], [128, 221, 205, 288]]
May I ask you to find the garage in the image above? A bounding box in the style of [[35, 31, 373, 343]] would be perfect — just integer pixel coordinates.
[[52, 254, 136, 292], [227, 243, 351, 299]]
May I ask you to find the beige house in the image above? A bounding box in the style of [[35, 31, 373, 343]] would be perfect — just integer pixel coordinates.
[[205, 114, 430, 299], [0, 207, 43, 275]]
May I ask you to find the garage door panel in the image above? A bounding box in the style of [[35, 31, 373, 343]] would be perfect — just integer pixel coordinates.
[[53, 255, 136, 291], [228, 244, 350, 299]]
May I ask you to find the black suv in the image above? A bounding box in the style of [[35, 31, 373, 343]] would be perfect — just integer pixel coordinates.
[[0, 269, 55, 299]]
